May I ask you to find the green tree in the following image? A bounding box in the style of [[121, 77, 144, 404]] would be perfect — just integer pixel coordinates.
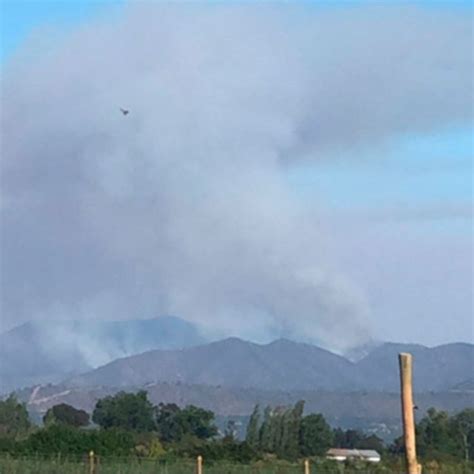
[[279, 401, 305, 460], [334, 428, 364, 449], [418, 408, 458, 459], [245, 404, 260, 449], [43, 403, 90, 428], [258, 402, 305, 457], [391, 407, 474, 461], [0, 395, 30, 437], [333, 427, 384, 452], [155, 403, 217, 442], [224, 419, 238, 441], [133, 435, 167, 459], [259, 405, 273, 452], [92, 391, 155, 432], [452, 408, 474, 462], [271, 406, 286, 455], [300, 413, 334, 456], [178, 405, 217, 440], [218, 438, 256, 463], [359, 434, 385, 452], [155, 403, 183, 442], [19, 424, 135, 456]]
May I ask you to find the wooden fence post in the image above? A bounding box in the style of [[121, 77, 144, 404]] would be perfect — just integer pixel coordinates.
[[304, 458, 310, 474], [88, 450, 95, 474], [399, 353, 421, 474], [196, 454, 203, 474]]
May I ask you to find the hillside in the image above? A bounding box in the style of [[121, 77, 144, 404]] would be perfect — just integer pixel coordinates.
[[3, 325, 472, 395], [0, 316, 206, 393], [69, 337, 359, 391], [67, 338, 474, 393], [356, 342, 474, 391], [450, 379, 474, 391]]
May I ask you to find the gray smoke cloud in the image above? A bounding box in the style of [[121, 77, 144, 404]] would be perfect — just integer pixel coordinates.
[[1, 4, 471, 352]]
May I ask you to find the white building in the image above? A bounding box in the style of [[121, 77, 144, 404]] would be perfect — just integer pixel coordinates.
[[326, 448, 381, 463]]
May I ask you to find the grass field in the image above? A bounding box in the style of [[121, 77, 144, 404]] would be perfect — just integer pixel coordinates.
[[5, 456, 473, 474], [0, 458, 300, 474], [0, 456, 396, 474]]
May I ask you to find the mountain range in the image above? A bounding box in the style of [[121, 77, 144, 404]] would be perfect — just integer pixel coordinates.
[[1, 317, 473, 396], [0, 316, 206, 393], [68, 337, 474, 393]]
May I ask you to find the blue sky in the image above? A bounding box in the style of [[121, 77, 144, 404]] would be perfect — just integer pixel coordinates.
[[288, 126, 472, 212], [1, 0, 472, 347], [1, 1, 125, 61]]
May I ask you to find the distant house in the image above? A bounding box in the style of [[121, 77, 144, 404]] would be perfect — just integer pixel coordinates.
[[326, 448, 381, 463]]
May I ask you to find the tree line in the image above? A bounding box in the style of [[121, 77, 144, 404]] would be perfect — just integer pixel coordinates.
[[0, 391, 473, 468], [392, 407, 474, 463]]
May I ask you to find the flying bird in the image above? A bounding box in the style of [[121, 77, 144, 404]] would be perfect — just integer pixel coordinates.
[[120, 108, 129, 116]]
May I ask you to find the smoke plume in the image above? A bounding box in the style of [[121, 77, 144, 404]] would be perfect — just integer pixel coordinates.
[[1, 4, 471, 352]]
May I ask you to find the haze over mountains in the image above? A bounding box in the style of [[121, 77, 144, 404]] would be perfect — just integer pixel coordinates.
[[0, 316, 206, 393], [2, 316, 472, 395]]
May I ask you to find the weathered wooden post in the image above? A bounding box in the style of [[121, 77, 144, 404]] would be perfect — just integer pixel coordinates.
[[304, 458, 310, 474], [399, 353, 421, 474], [88, 450, 95, 474], [196, 454, 203, 474]]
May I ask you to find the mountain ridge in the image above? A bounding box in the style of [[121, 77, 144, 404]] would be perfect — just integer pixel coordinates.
[[2, 317, 472, 394], [0, 316, 207, 393], [67, 337, 473, 393]]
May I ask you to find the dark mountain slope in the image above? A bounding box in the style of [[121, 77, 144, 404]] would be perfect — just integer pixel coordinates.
[[69, 337, 359, 391], [68, 339, 474, 393], [356, 342, 474, 391]]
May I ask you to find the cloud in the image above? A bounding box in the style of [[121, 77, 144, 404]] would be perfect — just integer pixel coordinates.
[[332, 201, 473, 223], [1, 4, 471, 351]]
